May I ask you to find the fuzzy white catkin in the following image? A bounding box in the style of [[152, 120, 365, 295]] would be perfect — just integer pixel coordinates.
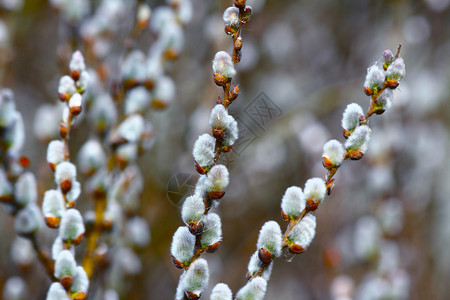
[[341, 103, 364, 132], [121, 50, 147, 82], [212, 51, 236, 79], [345, 125, 371, 152], [364, 64, 385, 90], [58, 75, 76, 97], [0, 88, 16, 128], [2, 276, 27, 300], [69, 50, 86, 73], [222, 115, 239, 147], [209, 104, 228, 130], [193, 134, 216, 170], [194, 175, 207, 199], [179, 258, 209, 298], [70, 266, 89, 294], [46, 282, 70, 300], [116, 247, 142, 275], [375, 89, 393, 111], [281, 186, 306, 219], [34, 104, 63, 141], [47, 140, 65, 166], [247, 251, 273, 281], [153, 76, 175, 106], [304, 178, 326, 203], [68, 93, 82, 110], [77, 139, 105, 175], [116, 143, 138, 163], [51, 237, 74, 260], [0, 169, 12, 197], [223, 7, 239, 26], [205, 164, 229, 193], [14, 172, 37, 207], [125, 217, 151, 248], [257, 221, 282, 257], [236, 277, 267, 300], [171, 226, 196, 264], [6, 112, 25, 153], [201, 213, 222, 247], [182, 195, 205, 224], [323, 139, 346, 166], [76, 70, 89, 92], [88, 92, 117, 132], [14, 203, 42, 236], [288, 214, 316, 249], [11, 237, 35, 266], [59, 209, 85, 243], [386, 57, 405, 81], [124, 86, 151, 115], [210, 283, 233, 300], [54, 250, 77, 278], [54, 161, 77, 186], [117, 114, 144, 143], [65, 180, 81, 204], [42, 189, 65, 219]]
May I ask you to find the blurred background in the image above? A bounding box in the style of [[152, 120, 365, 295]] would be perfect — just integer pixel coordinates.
[[0, 0, 449, 299]]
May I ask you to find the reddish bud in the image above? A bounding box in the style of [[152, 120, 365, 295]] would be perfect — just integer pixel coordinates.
[[214, 73, 229, 87], [45, 216, 61, 228], [386, 79, 399, 89], [234, 38, 242, 51], [71, 70, 80, 81], [194, 161, 208, 175], [322, 157, 334, 169], [142, 79, 154, 90], [348, 149, 364, 160], [230, 85, 239, 102], [205, 240, 221, 253], [171, 255, 185, 269], [258, 247, 274, 264], [234, 0, 246, 8], [59, 93, 70, 102], [281, 208, 290, 222], [343, 129, 351, 139], [60, 276, 73, 290], [72, 233, 84, 246], [208, 191, 225, 200], [18, 156, 30, 168], [188, 221, 204, 236], [364, 86, 373, 96], [60, 124, 68, 139], [185, 291, 200, 300], [70, 106, 82, 116], [306, 199, 319, 212], [60, 180, 72, 194], [212, 128, 224, 140], [288, 243, 306, 255]]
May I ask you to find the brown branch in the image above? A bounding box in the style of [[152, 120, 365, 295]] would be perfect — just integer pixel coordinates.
[[30, 234, 57, 282]]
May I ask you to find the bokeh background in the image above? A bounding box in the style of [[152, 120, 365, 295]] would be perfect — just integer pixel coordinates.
[[1, 0, 449, 299]]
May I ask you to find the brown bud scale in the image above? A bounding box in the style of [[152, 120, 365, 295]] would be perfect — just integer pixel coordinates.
[[288, 243, 306, 255], [60, 276, 73, 290], [214, 73, 229, 87], [258, 247, 274, 264], [45, 216, 61, 228], [205, 240, 221, 253], [208, 191, 225, 200], [306, 199, 319, 211], [60, 180, 72, 194]]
